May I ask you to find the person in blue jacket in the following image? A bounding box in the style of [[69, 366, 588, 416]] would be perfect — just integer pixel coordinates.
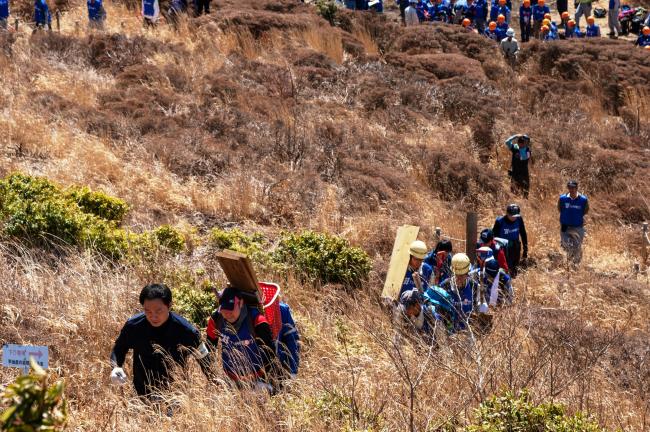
[[495, 14, 508, 40], [490, 0, 510, 23], [0, 0, 9, 30], [519, 0, 532, 41], [431, 0, 451, 22], [33, 0, 51, 30], [277, 302, 300, 378], [400, 240, 433, 297], [531, 0, 549, 38], [585, 16, 600, 37], [480, 258, 514, 307], [485, 20, 499, 39], [397, 289, 441, 341], [142, 0, 159, 26], [109, 284, 212, 398], [473, 0, 488, 32], [564, 19, 582, 38], [87, 0, 105, 29], [441, 253, 480, 330], [492, 204, 528, 277], [558, 180, 589, 264], [634, 26, 650, 46]]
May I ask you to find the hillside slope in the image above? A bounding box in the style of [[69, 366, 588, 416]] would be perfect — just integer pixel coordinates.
[[1, 1, 650, 430]]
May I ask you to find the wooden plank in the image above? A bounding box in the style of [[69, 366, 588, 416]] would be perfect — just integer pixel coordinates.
[[465, 212, 478, 263], [216, 250, 260, 294], [382, 225, 420, 300]]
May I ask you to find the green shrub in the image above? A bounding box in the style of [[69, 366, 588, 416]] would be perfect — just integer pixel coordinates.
[[273, 231, 371, 288], [466, 390, 606, 432], [167, 269, 217, 327], [0, 358, 67, 431], [209, 227, 270, 266], [315, 0, 338, 26], [65, 186, 129, 223], [152, 225, 186, 255]]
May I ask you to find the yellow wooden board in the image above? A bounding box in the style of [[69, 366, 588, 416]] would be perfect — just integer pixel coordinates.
[[382, 225, 420, 300], [216, 250, 261, 295]]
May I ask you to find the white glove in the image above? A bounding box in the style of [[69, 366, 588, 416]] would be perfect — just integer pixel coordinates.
[[289, 373, 297, 380], [479, 303, 489, 314], [254, 381, 273, 393], [110, 367, 127, 385]]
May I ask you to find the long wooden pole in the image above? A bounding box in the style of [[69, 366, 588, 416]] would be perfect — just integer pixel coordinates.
[[466, 212, 478, 263]]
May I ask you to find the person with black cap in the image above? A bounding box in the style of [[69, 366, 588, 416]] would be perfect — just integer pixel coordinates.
[[477, 228, 509, 274], [205, 287, 282, 391], [492, 203, 528, 277], [505, 133, 532, 198], [396, 289, 441, 340], [558, 180, 589, 264], [109, 284, 212, 398]]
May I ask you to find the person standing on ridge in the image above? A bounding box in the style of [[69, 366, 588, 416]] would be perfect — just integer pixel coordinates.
[[558, 180, 589, 265], [519, 0, 533, 42]]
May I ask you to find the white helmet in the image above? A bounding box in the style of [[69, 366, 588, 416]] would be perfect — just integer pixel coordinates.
[[506, 28, 515, 37], [409, 240, 427, 260], [451, 253, 471, 275]]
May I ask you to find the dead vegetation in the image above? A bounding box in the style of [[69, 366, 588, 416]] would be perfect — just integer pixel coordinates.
[[1, 0, 650, 430]]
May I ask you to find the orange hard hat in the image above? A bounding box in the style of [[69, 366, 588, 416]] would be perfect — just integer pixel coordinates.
[[568, 19, 575, 27], [489, 21, 497, 30], [561, 11, 569, 19], [497, 14, 505, 22], [544, 13, 551, 19], [523, 0, 530, 5], [587, 16, 595, 23], [645, 45, 650, 50], [498, 0, 506, 5], [643, 26, 650, 35], [538, 0, 545, 5], [462, 18, 471, 26], [541, 25, 549, 31]]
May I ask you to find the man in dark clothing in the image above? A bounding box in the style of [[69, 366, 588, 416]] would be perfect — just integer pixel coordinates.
[[194, 0, 209, 15], [206, 287, 283, 392], [505, 134, 532, 198], [110, 284, 212, 398], [492, 203, 528, 277]]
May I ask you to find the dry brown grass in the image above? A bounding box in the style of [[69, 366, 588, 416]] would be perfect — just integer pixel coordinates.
[[1, 1, 650, 430]]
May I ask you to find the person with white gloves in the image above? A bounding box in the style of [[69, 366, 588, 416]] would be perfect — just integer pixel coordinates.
[[109, 284, 213, 398]]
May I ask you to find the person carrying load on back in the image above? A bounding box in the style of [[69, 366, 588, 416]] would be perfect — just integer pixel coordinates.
[[33, 0, 51, 30], [532, 0, 549, 38], [477, 228, 509, 273], [505, 133, 532, 198], [558, 180, 589, 265], [440, 253, 480, 330], [400, 240, 433, 297], [396, 289, 441, 341], [585, 16, 601, 36], [277, 302, 300, 379], [635, 26, 650, 46], [0, 0, 9, 30], [500, 28, 519, 66], [519, 0, 533, 42], [480, 258, 514, 307], [492, 204, 528, 277], [109, 284, 213, 399], [206, 287, 284, 392], [424, 239, 454, 285]]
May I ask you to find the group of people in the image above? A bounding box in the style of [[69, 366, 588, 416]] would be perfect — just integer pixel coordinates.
[[110, 284, 300, 401], [0, 0, 212, 31], [395, 134, 590, 339]]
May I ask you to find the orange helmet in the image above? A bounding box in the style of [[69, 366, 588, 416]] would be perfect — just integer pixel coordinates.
[[489, 21, 497, 30], [523, 0, 530, 5], [561, 11, 569, 19], [568, 19, 575, 27], [587, 16, 595, 24], [541, 25, 549, 32], [498, 0, 505, 5], [497, 14, 505, 22], [538, 0, 545, 5], [645, 45, 650, 51], [643, 26, 650, 35], [544, 13, 551, 19], [542, 18, 550, 26], [462, 18, 471, 26]]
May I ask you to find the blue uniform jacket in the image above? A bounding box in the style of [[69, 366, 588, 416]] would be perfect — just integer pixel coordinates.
[[0, 0, 9, 20], [532, 4, 549, 21], [400, 263, 433, 296], [496, 22, 508, 40], [110, 312, 202, 396], [635, 34, 650, 46], [33, 0, 51, 25], [87, 0, 103, 21], [585, 24, 600, 37], [490, 5, 510, 22], [484, 28, 499, 40], [519, 5, 532, 24], [492, 215, 527, 247], [277, 303, 300, 375], [559, 193, 588, 227]]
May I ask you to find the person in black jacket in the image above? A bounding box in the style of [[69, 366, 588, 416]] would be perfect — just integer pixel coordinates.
[[109, 284, 212, 398]]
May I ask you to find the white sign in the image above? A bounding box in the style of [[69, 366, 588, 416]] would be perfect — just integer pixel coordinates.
[[2, 344, 49, 373]]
